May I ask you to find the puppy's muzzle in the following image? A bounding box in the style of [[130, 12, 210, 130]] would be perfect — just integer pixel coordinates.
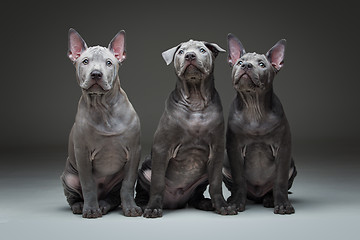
[[91, 70, 103, 80], [241, 62, 253, 70], [238, 62, 264, 89], [185, 52, 196, 62]]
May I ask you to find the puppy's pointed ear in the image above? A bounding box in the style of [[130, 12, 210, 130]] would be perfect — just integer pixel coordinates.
[[162, 44, 181, 65], [204, 42, 226, 58], [108, 30, 126, 62], [68, 28, 88, 62], [266, 39, 286, 71], [227, 33, 245, 67]]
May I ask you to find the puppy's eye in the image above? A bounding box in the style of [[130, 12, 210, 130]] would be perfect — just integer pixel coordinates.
[[199, 48, 206, 53], [237, 60, 243, 66], [178, 50, 184, 55], [259, 62, 266, 68], [106, 60, 112, 67], [82, 58, 89, 65]]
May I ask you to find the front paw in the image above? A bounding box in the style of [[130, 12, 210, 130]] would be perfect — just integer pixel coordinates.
[[227, 196, 246, 212], [82, 206, 102, 218], [143, 208, 163, 218], [122, 205, 143, 217], [213, 195, 237, 215], [215, 204, 238, 215], [274, 201, 295, 215], [214, 199, 238, 215], [230, 202, 245, 212]]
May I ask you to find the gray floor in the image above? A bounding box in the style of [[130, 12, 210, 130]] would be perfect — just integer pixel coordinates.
[[1, 140, 359, 240]]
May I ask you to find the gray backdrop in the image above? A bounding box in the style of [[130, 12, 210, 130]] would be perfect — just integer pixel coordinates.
[[2, 1, 359, 150], [1, 1, 360, 240]]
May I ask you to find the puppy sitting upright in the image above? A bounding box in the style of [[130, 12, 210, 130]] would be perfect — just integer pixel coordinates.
[[61, 29, 142, 218], [136, 40, 237, 218], [223, 34, 297, 214]]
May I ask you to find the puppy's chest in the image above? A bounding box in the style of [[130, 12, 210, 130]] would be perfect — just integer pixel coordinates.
[[79, 105, 139, 137], [233, 112, 280, 136], [182, 111, 218, 136], [90, 142, 129, 176], [90, 117, 130, 135]]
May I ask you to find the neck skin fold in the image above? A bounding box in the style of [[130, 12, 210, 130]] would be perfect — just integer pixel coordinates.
[[236, 88, 273, 122]]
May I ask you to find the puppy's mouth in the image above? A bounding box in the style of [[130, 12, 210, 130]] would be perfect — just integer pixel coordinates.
[[235, 73, 265, 93], [239, 72, 251, 81], [234, 73, 252, 86], [185, 63, 201, 72], [183, 64, 204, 80], [86, 83, 106, 95]]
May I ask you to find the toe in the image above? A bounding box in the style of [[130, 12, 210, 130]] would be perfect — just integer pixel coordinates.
[[71, 202, 83, 214], [143, 208, 162, 218], [274, 203, 295, 215]]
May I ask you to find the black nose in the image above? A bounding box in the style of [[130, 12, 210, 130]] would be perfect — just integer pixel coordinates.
[[241, 62, 253, 69], [91, 70, 103, 80], [185, 52, 196, 61]]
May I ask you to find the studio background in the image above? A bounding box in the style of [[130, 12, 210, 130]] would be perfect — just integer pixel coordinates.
[[1, 1, 359, 239], [2, 1, 359, 149]]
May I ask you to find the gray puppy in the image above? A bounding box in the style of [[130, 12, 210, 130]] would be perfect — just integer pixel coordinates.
[[61, 29, 142, 218], [135, 40, 237, 218], [223, 34, 297, 214]]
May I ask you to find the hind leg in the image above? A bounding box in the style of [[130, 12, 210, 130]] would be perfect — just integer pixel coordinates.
[[61, 173, 84, 214], [135, 157, 151, 210], [99, 184, 121, 215], [288, 161, 297, 190], [222, 167, 245, 212], [222, 167, 233, 202], [64, 190, 84, 214], [135, 181, 149, 211], [99, 197, 120, 215], [188, 181, 213, 211], [263, 191, 274, 208]]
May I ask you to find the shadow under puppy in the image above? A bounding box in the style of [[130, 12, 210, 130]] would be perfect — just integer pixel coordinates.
[[135, 39, 237, 218], [223, 34, 297, 214], [61, 29, 142, 218]]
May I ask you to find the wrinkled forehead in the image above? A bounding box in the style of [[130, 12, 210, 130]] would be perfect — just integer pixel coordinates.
[[82, 46, 115, 60], [179, 40, 206, 51], [242, 52, 268, 63]]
